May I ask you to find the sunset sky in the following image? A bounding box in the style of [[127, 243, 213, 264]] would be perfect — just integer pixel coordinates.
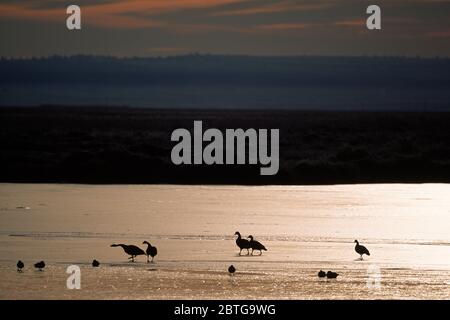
[[1, 0, 450, 57]]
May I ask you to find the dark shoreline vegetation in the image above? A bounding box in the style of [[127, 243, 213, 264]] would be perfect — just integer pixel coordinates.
[[1, 106, 450, 185]]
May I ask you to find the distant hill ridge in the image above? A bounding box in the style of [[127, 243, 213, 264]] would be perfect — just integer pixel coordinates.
[[1, 54, 450, 87]]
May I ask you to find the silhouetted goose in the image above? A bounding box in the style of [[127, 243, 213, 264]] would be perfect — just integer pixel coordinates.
[[17, 260, 24, 272], [326, 271, 339, 279], [247, 235, 267, 255], [354, 240, 370, 260], [234, 231, 250, 256], [318, 270, 326, 278], [34, 261, 45, 271], [228, 265, 236, 276], [110, 244, 146, 262], [92, 259, 100, 267], [143, 241, 158, 263]]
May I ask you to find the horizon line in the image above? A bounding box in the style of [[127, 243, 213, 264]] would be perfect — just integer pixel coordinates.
[[2, 53, 450, 61]]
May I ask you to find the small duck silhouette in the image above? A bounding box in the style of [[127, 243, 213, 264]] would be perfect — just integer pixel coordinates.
[[228, 265, 236, 276], [318, 270, 326, 278], [17, 260, 24, 272], [34, 261, 45, 271], [92, 259, 100, 267]]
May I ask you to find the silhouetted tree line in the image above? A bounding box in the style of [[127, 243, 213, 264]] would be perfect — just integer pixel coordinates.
[[1, 55, 450, 87]]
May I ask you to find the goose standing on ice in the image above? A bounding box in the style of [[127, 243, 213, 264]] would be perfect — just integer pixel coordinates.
[[143, 241, 158, 263], [110, 244, 146, 262], [354, 240, 370, 260], [248, 235, 267, 255], [234, 232, 250, 256]]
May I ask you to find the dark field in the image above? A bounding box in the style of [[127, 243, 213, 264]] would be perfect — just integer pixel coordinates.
[[1, 106, 450, 185]]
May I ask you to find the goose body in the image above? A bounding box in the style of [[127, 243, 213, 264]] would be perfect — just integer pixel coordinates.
[[234, 232, 250, 255], [248, 235, 267, 255], [318, 270, 326, 278], [111, 244, 146, 262], [354, 240, 370, 260], [143, 241, 158, 263], [92, 259, 100, 267], [326, 271, 339, 279]]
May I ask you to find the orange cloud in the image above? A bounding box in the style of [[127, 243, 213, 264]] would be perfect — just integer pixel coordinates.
[[254, 23, 310, 31], [84, 0, 247, 16], [214, 1, 335, 16], [0, 3, 60, 21], [426, 31, 450, 38], [333, 19, 365, 28], [0, 0, 247, 29]]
